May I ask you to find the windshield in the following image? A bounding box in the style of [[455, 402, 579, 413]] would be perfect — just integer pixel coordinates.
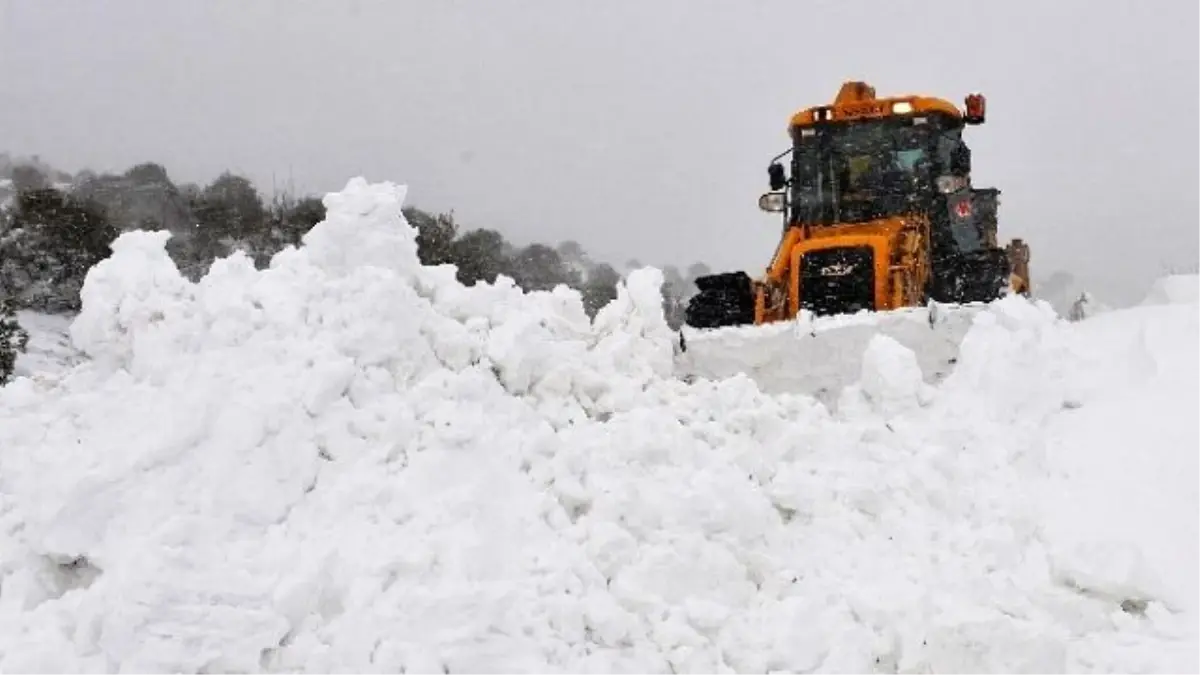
[[790, 119, 945, 224]]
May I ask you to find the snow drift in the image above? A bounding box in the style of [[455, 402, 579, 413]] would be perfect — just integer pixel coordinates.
[[0, 177, 1196, 673], [676, 302, 985, 401]]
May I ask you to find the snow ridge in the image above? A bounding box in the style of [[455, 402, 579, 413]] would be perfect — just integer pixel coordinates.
[[0, 177, 1195, 673]]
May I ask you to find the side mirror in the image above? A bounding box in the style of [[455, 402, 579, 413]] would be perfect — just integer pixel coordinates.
[[768, 163, 787, 191]]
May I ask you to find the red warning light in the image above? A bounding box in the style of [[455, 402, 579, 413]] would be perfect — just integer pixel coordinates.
[[964, 93, 986, 124], [955, 200, 973, 218]]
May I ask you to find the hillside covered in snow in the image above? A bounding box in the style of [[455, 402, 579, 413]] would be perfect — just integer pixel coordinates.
[[0, 178, 1196, 673]]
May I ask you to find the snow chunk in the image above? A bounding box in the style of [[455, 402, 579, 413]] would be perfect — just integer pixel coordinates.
[[300, 177, 418, 279], [69, 229, 197, 368], [857, 333, 926, 416]]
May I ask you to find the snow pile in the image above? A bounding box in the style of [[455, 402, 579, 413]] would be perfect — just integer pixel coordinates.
[[1139, 273, 1199, 307], [0, 178, 1196, 673]]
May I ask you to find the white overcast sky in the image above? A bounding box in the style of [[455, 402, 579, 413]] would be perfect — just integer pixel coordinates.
[[2, 0, 1196, 305]]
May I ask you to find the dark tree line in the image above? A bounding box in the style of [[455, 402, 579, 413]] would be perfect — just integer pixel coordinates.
[[401, 208, 713, 324], [1, 154, 712, 382], [0, 161, 332, 310], [404, 207, 627, 318]]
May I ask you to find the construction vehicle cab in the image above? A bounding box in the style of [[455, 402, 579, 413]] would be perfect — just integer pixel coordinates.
[[685, 81, 1031, 329]]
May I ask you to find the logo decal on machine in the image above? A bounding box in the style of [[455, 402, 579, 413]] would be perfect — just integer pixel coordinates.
[[820, 262, 855, 276]]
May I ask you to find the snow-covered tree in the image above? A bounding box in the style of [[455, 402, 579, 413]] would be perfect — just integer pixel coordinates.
[[451, 228, 512, 286], [0, 297, 29, 385], [1068, 291, 1109, 321], [0, 188, 118, 312]]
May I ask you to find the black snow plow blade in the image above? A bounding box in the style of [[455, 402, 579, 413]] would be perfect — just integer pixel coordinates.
[[685, 271, 756, 329], [932, 249, 1012, 305]]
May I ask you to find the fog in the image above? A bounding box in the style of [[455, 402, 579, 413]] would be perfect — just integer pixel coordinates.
[[2, 0, 1196, 306]]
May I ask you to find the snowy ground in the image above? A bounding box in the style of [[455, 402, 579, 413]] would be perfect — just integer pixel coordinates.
[[0, 178, 1196, 673]]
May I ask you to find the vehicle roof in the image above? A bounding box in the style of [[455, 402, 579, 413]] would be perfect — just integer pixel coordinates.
[[788, 81, 962, 130]]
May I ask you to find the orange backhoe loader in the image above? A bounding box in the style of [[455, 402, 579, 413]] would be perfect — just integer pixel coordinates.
[[685, 81, 1031, 329]]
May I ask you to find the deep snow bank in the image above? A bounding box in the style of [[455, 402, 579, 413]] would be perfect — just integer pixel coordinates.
[[1039, 287, 1199, 653], [676, 303, 986, 401], [1139, 273, 1199, 307], [0, 178, 1195, 673]]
